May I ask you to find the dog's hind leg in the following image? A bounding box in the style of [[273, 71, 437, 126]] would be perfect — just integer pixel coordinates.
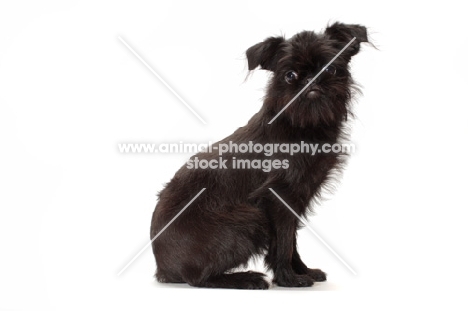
[[187, 271, 269, 290]]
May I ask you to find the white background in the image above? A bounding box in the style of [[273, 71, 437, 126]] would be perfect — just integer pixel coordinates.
[[1, 0, 467, 310]]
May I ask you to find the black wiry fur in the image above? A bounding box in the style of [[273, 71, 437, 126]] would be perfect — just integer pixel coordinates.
[[150, 22, 368, 289]]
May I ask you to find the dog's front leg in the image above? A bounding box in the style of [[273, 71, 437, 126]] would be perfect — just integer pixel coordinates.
[[250, 174, 316, 287], [266, 205, 315, 287], [251, 184, 315, 287]]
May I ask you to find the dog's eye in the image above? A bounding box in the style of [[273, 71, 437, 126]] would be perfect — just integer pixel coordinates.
[[285, 71, 299, 84], [324, 65, 336, 75]]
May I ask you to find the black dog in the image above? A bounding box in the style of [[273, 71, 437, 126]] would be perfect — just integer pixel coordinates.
[[150, 22, 368, 289]]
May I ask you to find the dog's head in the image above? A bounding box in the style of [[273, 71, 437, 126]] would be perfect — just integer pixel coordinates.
[[247, 22, 368, 128]]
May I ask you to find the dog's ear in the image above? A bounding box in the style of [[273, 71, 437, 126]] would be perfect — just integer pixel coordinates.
[[246, 36, 285, 71], [325, 22, 368, 57]]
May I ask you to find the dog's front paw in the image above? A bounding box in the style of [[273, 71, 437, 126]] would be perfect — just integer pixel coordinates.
[[306, 268, 327, 282], [275, 274, 314, 287]]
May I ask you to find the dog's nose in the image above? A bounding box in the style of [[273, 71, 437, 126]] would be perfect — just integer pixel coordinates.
[[307, 90, 320, 99]]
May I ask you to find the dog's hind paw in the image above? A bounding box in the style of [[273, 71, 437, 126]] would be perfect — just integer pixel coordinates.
[[275, 274, 315, 287], [243, 274, 270, 290], [200, 271, 270, 290]]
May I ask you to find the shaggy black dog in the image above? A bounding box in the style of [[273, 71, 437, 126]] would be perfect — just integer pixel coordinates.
[[150, 22, 368, 289]]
